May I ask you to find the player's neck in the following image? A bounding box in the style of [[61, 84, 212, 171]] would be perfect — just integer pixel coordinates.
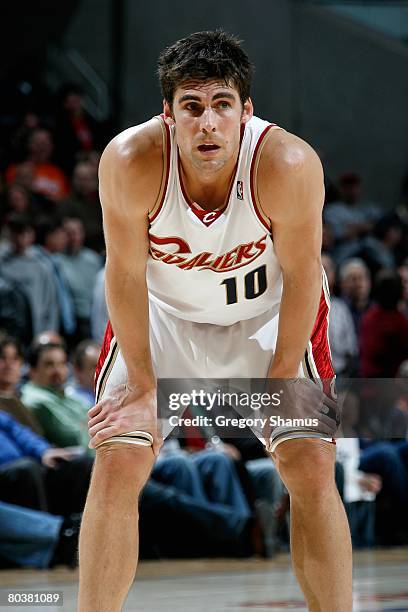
[[179, 154, 238, 211]]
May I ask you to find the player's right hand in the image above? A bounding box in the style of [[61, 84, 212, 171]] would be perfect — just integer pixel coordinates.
[[87, 385, 162, 456]]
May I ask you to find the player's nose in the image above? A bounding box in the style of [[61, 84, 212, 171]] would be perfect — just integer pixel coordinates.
[[199, 107, 217, 133]]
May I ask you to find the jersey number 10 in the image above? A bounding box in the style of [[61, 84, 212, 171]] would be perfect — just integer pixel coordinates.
[[221, 264, 267, 305]]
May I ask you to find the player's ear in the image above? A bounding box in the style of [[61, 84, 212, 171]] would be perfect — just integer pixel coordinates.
[[163, 100, 175, 126], [241, 98, 254, 125]]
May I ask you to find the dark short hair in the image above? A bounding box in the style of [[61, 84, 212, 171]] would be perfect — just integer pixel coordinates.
[[158, 30, 253, 105], [374, 270, 403, 309], [8, 214, 34, 234], [0, 335, 24, 360], [27, 342, 67, 368], [35, 216, 64, 246], [73, 339, 100, 370]]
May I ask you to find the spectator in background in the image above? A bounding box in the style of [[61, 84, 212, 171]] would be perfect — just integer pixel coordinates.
[[54, 84, 103, 176], [0, 274, 32, 347], [57, 217, 102, 341], [0, 501, 80, 569], [0, 215, 59, 335], [339, 258, 372, 335], [8, 111, 41, 163], [0, 184, 34, 227], [370, 214, 403, 270], [66, 339, 100, 408], [360, 270, 408, 378], [336, 437, 381, 548], [324, 172, 381, 246], [321, 253, 358, 376], [60, 161, 104, 252], [5, 128, 69, 202], [21, 342, 90, 450], [31, 217, 76, 337], [0, 336, 43, 435], [0, 409, 92, 515]]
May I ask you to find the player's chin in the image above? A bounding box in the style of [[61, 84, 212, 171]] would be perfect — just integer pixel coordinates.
[[193, 156, 226, 172]]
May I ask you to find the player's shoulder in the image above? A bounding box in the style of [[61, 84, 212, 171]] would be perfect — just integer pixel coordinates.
[[99, 116, 163, 177], [256, 126, 324, 220], [260, 127, 322, 178]]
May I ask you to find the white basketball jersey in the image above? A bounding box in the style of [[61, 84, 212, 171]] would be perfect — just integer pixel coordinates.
[[147, 115, 284, 326]]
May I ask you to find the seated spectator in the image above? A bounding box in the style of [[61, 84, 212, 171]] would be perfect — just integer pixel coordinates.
[[0, 501, 80, 569], [339, 258, 372, 335], [60, 161, 104, 252], [172, 405, 284, 557], [0, 215, 59, 335], [139, 478, 253, 559], [0, 184, 34, 225], [359, 438, 408, 544], [54, 84, 104, 176], [322, 253, 358, 376], [6, 128, 69, 202], [360, 270, 408, 377], [31, 217, 76, 337], [0, 409, 92, 516], [0, 274, 32, 347], [21, 342, 90, 449], [369, 214, 403, 270], [0, 336, 43, 434], [66, 339, 100, 407], [324, 172, 381, 245], [56, 217, 102, 341], [336, 437, 381, 548]]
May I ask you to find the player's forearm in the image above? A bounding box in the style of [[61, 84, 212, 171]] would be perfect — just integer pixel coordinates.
[[105, 261, 155, 391], [268, 262, 322, 378]]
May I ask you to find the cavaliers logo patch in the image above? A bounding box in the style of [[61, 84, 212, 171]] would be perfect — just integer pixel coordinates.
[[149, 234, 268, 273]]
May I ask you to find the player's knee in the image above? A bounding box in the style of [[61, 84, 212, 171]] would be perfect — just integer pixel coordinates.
[[95, 443, 155, 494], [273, 438, 336, 501]]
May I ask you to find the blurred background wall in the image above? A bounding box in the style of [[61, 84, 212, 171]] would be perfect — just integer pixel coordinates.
[[2, 0, 407, 206]]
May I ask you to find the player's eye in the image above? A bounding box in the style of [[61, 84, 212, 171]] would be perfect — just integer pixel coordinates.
[[185, 102, 201, 112], [216, 101, 231, 109]]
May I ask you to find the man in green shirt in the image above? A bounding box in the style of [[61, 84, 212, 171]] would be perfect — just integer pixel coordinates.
[[22, 343, 91, 450]]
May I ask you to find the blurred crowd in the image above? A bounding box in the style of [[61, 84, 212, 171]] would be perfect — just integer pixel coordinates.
[[0, 83, 407, 570]]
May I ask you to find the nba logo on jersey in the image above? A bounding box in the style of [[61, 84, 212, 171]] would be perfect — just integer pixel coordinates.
[[236, 181, 244, 200]]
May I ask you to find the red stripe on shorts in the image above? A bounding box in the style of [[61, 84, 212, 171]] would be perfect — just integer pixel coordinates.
[[94, 320, 114, 391], [310, 289, 335, 381]]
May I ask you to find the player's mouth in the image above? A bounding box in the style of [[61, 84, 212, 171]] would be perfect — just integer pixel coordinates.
[[197, 143, 220, 155]]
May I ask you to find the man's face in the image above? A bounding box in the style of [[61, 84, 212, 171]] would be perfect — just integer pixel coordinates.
[[341, 265, 371, 302], [164, 80, 253, 175], [75, 345, 100, 391], [0, 344, 23, 390], [31, 348, 68, 390], [28, 130, 53, 163], [10, 227, 35, 253], [45, 227, 68, 253], [73, 163, 97, 196], [64, 219, 85, 251]]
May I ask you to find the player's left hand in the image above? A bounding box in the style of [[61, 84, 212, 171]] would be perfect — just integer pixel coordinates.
[[263, 377, 341, 438]]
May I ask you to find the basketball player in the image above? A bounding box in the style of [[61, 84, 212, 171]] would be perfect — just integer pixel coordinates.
[[78, 31, 352, 612]]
